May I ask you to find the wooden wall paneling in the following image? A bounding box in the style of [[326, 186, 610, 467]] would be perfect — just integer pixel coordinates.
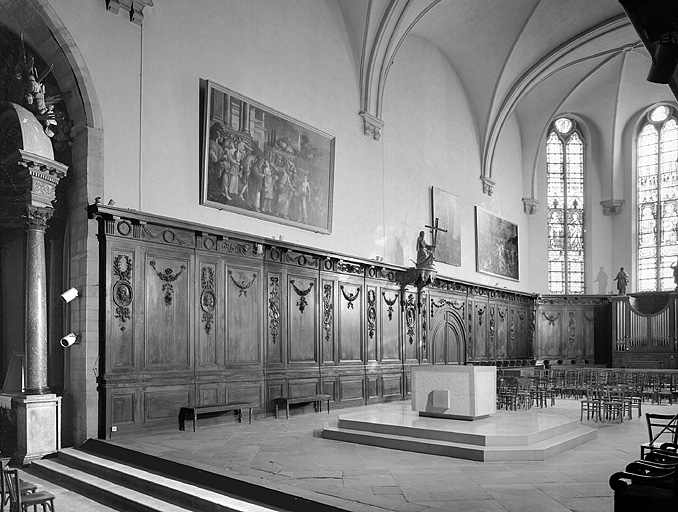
[[488, 303, 496, 362], [420, 292, 429, 363], [496, 303, 508, 360], [381, 370, 403, 400], [288, 378, 321, 398], [225, 382, 263, 408], [197, 383, 219, 405], [108, 386, 138, 436], [321, 277, 336, 365], [143, 249, 192, 370], [379, 285, 401, 363], [287, 270, 319, 365], [142, 386, 192, 427], [107, 244, 138, 373], [195, 257, 220, 370], [225, 263, 262, 365], [472, 296, 489, 360], [403, 290, 418, 362], [536, 306, 563, 359], [337, 277, 364, 364], [339, 374, 366, 405], [266, 269, 284, 366], [366, 285, 378, 362], [515, 304, 528, 359]]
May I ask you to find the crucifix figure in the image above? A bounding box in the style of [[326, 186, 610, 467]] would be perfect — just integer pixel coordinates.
[[416, 217, 447, 269]]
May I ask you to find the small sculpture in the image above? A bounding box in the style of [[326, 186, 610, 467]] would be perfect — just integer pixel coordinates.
[[671, 259, 678, 290], [416, 230, 435, 269], [614, 267, 629, 295]]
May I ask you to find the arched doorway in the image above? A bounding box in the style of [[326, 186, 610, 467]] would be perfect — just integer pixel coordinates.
[[430, 307, 466, 364]]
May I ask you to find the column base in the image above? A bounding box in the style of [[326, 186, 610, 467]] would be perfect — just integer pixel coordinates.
[[12, 393, 61, 465]]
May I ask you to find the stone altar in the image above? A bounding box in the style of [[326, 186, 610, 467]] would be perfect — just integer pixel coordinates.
[[411, 365, 496, 420]]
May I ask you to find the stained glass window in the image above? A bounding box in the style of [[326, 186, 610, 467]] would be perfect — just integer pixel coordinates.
[[547, 118, 585, 294], [637, 105, 678, 292]]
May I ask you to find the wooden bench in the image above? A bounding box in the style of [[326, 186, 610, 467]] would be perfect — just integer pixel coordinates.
[[179, 402, 252, 431], [274, 394, 331, 419]]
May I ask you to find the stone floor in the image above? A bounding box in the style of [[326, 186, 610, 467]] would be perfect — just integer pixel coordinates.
[[98, 396, 676, 512]]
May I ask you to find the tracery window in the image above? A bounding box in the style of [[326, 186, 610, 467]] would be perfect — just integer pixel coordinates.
[[637, 105, 678, 292], [546, 117, 585, 294]]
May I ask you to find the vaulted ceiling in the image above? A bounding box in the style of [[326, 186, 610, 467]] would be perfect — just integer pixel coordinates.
[[338, 0, 677, 195]]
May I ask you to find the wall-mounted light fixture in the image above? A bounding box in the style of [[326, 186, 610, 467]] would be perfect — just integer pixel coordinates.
[[60, 332, 80, 347], [60, 287, 80, 303]]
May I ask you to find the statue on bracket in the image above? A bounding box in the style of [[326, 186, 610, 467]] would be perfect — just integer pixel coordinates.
[[416, 230, 435, 269]]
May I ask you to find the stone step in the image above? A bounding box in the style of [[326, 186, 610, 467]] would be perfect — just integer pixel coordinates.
[[322, 422, 597, 462], [28, 448, 282, 512]]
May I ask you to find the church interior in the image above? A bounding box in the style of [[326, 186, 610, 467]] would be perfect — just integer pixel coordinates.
[[2, 0, 678, 510]]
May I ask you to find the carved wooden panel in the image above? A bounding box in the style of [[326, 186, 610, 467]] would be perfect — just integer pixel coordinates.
[[322, 379, 336, 400], [267, 272, 283, 364], [144, 389, 191, 421], [380, 289, 400, 362], [513, 305, 529, 359], [225, 265, 261, 364], [403, 292, 418, 362], [496, 304, 508, 359], [538, 308, 563, 358], [338, 280, 363, 362], [382, 375, 402, 398], [368, 377, 378, 398], [144, 253, 191, 368], [321, 279, 335, 364], [339, 377, 365, 402], [110, 391, 135, 425], [473, 298, 488, 359], [196, 260, 219, 369], [225, 384, 262, 407], [109, 249, 136, 371], [287, 275, 318, 363], [289, 380, 319, 397], [198, 385, 219, 405], [366, 286, 378, 361]]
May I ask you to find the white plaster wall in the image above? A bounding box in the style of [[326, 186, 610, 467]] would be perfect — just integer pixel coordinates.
[[47, 0, 531, 292], [383, 36, 530, 291]]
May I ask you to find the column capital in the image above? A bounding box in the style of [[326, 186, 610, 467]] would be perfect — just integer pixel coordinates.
[[522, 197, 540, 215], [25, 205, 54, 231], [600, 199, 625, 216]]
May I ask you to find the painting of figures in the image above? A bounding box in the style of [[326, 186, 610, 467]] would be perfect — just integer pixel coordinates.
[[201, 80, 335, 233], [475, 207, 519, 280], [431, 187, 461, 266]]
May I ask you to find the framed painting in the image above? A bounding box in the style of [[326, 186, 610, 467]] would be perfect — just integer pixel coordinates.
[[200, 79, 335, 234], [475, 206, 519, 280], [431, 187, 461, 266]]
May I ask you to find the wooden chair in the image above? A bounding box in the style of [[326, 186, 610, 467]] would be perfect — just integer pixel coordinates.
[[602, 385, 627, 422], [3, 468, 55, 512], [580, 385, 603, 422], [641, 413, 678, 458], [610, 462, 678, 512], [0, 461, 36, 512]]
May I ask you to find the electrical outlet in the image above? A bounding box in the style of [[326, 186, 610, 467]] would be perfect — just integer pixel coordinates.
[[111, 426, 117, 432]]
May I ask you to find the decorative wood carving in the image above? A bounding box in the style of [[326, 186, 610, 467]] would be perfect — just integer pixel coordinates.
[[477, 305, 485, 326], [228, 270, 256, 297], [113, 254, 133, 331], [382, 292, 397, 321], [290, 279, 314, 313], [268, 276, 280, 344], [542, 312, 560, 325], [143, 226, 194, 247], [406, 293, 416, 345], [489, 305, 495, 350], [338, 261, 363, 275], [568, 311, 576, 345], [200, 267, 216, 335], [421, 303, 427, 351], [149, 260, 186, 306], [340, 285, 361, 309], [286, 251, 320, 268], [367, 290, 376, 340], [323, 284, 333, 344]]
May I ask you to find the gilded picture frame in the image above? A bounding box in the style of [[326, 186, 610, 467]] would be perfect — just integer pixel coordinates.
[[200, 79, 335, 234]]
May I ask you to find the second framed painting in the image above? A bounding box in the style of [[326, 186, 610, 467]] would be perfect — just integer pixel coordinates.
[[475, 207, 519, 281]]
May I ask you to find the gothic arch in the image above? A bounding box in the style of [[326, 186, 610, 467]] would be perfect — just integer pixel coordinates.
[[429, 305, 466, 364]]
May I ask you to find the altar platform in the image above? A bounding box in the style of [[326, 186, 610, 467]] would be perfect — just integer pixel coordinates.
[[322, 401, 596, 462]]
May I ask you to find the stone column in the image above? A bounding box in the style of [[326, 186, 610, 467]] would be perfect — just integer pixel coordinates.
[[24, 206, 53, 394]]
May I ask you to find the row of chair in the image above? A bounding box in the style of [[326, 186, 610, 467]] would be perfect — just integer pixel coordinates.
[[497, 375, 555, 411], [1, 460, 55, 512], [579, 385, 642, 423]]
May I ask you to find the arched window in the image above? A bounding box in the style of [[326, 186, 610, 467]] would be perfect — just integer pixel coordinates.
[[637, 105, 678, 292], [546, 117, 585, 294]]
